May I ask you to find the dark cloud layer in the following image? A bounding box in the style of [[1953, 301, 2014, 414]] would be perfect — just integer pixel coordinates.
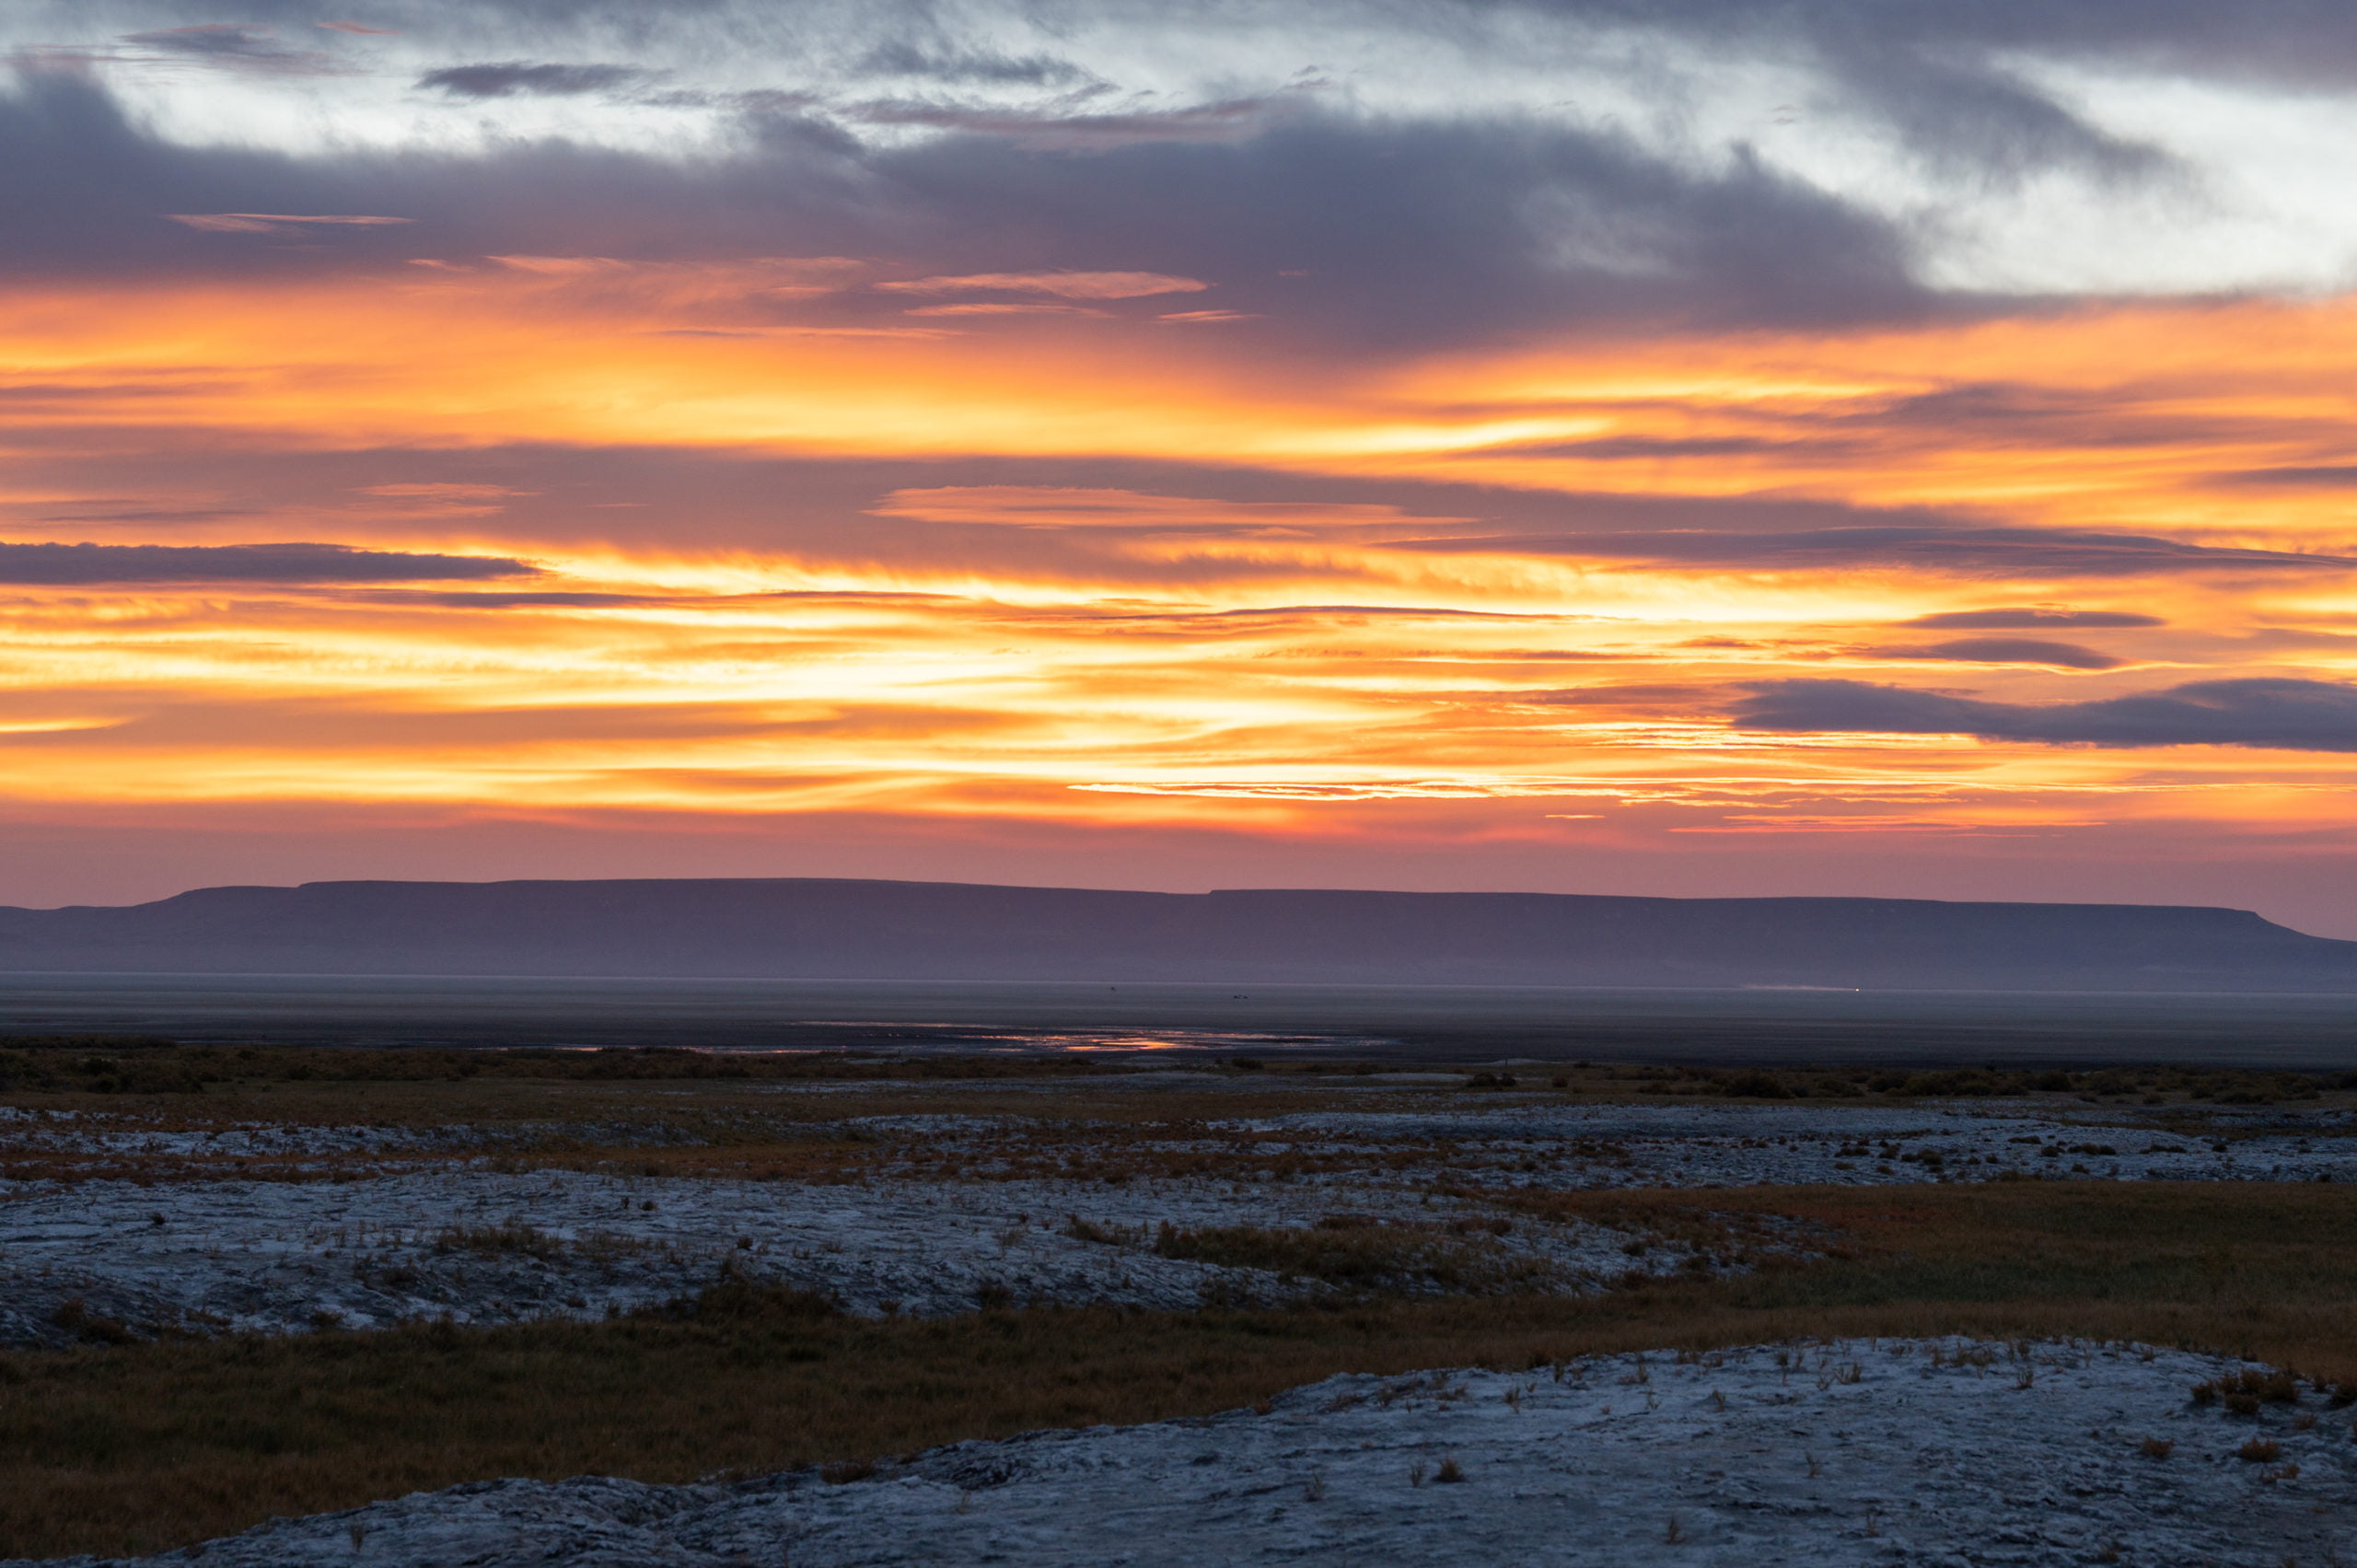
[[1730, 677, 2357, 750], [0, 542, 535, 585], [0, 67, 1929, 347], [2223, 465, 2357, 487], [117, 23, 337, 75], [1879, 637, 2121, 669], [82, 0, 2349, 227], [1548, 0, 2357, 88], [0, 439, 2005, 572], [855, 41, 1095, 87], [878, 119, 1923, 340], [113, 0, 2357, 87], [1393, 526, 2357, 577], [60, 0, 2357, 352], [417, 63, 652, 99], [1827, 41, 2170, 184], [39, 0, 2357, 260]]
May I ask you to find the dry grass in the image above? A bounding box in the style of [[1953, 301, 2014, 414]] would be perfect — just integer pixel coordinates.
[[0, 1040, 1118, 1095], [4, 1041, 2348, 1126], [1515, 1182, 2357, 1378], [0, 1181, 2353, 1556], [1150, 1219, 1557, 1295], [5, 1045, 2351, 1205]]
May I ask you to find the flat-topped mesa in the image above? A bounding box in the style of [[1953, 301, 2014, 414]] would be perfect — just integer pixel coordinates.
[[0, 878, 2350, 992]]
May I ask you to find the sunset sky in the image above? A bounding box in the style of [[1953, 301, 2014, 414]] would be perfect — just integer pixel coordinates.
[[6, 2, 2357, 932]]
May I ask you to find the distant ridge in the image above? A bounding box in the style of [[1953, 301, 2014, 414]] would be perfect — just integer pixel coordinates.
[[1, 878, 2354, 993]]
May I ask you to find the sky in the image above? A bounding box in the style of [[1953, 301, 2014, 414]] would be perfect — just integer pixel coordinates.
[[4, 2, 2357, 932]]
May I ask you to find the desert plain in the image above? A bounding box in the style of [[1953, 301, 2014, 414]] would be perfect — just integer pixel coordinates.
[[0, 1043, 2352, 1564]]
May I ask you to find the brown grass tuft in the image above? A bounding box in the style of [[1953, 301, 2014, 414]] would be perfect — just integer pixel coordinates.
[[1149, 1221, 1551, 1295], [2192, 1368, 2300, 1415]]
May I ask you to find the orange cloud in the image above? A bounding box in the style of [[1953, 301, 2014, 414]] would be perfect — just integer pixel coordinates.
[[3, 268, 2356, 887]]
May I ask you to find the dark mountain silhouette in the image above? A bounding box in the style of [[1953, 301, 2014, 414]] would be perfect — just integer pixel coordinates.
[[0, 878, 2353, 992]]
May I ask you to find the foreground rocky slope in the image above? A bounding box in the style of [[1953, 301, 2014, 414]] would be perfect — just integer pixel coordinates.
[[17, 1341, 2350, 1567]]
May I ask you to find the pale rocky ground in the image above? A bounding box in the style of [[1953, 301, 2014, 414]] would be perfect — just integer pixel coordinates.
[[1243, 1099, 2357, 1188], [16, 1340, 2353, 1568], [10, 1084, 2357, 1566], [0, 1167, 1687, 1341], [3, 1092, 2351, 1343]]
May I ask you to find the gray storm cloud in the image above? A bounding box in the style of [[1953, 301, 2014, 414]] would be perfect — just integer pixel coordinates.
[[0, 542, 537, 585], [7, 0, 2357, 342], [115, 22, 339, 74], [416, 63, 655, 99], [1390, 526, 2357, 577], [1730, 677, 2357, 751], [0, 69, 1928, 349], [1878, 638, 2123, 669]]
